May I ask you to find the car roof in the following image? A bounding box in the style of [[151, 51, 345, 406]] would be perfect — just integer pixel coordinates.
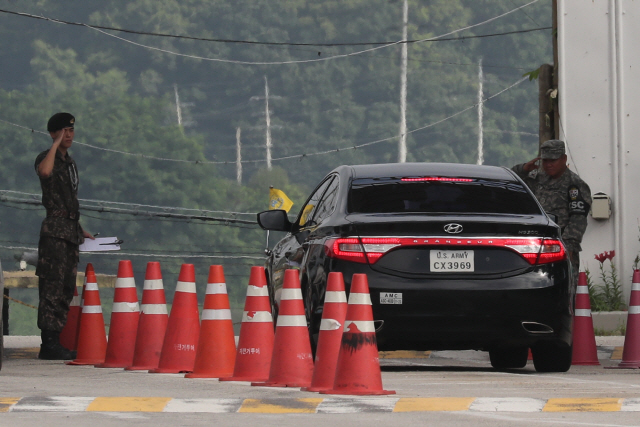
[[332, 163, 516, 181]]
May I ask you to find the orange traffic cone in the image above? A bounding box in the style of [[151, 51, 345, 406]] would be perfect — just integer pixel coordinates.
[[220, 266, 274, 383], [149, 264, 200, 373], [618, 269, 640, 368], [321, 274, 395, 395], [69, 263, 96, 349], [572, 272, 600, 365], [186, 265, 236, 379], [126, 261, 169, 371], [303, 272, 348, 392], [59, 263, 89, 351], [252, 269, 314, 388], [96, 260, 140, 368], [66, 270, 108, 365]]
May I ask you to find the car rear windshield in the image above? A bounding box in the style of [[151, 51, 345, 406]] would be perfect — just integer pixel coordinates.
[[348, 178, 541, 215]]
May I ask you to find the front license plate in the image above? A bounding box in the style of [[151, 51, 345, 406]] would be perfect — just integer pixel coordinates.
[[430, 250, 474, 272], [380, 292, 402, 304]]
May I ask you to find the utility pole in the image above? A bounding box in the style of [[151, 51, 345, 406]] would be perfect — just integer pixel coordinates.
[[476, 58, 484, 165], [174, 84, 183, 129], [236, 127, 242, 184], [552, 0, 559, 139], [174, 83, 186, 137], [264, 76, 272, 170], [398, 0, 408, 163]]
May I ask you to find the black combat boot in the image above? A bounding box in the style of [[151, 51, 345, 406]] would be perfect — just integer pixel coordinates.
[[38, 330, 77, 360]]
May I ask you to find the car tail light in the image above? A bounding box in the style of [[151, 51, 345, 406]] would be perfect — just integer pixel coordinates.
[[326, 237, 566, 265], [503, 238, 566, 265], [325, 237, 401, 264]]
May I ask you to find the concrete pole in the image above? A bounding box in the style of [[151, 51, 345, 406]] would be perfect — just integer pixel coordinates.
[[236, 127, 242, 184], [398, 0, 408, 163], [265, 76, 272, 170], [538, 63, 554, 148], [476, 58, 484, 165]]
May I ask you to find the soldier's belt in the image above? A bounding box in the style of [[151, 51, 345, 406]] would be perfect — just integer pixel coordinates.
[[46, 210, 80, 221]]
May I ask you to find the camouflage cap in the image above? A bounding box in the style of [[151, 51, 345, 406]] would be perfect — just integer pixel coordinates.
[[47, 112, 75, 133], [540, 139, 565, 160]]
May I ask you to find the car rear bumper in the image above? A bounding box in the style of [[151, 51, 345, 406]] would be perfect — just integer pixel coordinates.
[[336, 263, 573, 351]]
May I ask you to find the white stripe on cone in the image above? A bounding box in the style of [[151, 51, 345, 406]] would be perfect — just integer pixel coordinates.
[[114, 277, 136, 288], [82, 306, 103, 314], [143, 279, 165, 290], [576, 286, 589, 294], [324, 291, 347, 303], [281, 288, 303, 300], [242, 311, 273, 322], [141, 304, 167, 315], [246, 285, 269, 297], [84, 283, 99, 291], [202, 309, 232, 320], [276, 314, 307, 327], [175, 281, 196, 293], [629, 306, 640, 315], [575, 308, 592, 317], [348, 293, 372, 305], [112, 302, 140, 313], [320, 318, 342, 331], [205, 282, 228, 294]]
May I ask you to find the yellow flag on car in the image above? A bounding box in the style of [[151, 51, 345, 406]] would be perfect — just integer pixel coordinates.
[[269, 188, 294, 212]]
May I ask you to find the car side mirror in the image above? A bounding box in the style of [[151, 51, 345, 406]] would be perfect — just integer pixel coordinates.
[[546, 212, 558, 223], [257, 209, 293, 232]]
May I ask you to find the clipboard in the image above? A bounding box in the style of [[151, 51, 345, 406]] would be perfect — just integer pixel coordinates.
[[79, 237, 122, 252]]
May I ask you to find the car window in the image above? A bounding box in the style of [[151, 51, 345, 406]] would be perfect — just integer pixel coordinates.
[[348, 178, 541, 215], [298, 176, 335, 227], [311, 176, 340, 225]]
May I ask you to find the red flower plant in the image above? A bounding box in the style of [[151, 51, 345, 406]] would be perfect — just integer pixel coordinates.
[[594, 251, 615, 263]]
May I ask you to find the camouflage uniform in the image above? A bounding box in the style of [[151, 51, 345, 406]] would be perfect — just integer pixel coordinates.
[[34, 149, 85, 332], [512, 163, 591, 278]]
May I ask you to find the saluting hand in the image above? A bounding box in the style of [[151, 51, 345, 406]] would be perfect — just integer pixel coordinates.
[[523, 157, 540, 173]]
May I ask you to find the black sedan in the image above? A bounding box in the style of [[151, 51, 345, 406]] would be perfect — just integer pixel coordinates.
[[258, 163, 574, 372]]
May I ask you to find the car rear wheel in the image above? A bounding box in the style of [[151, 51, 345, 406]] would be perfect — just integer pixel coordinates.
[[532, 342, 572, 372], [489, 346, 528, 369]]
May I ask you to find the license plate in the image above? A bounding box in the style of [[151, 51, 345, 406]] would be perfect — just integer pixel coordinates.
[[430, 250, 474, 272], [380, 292, 402, 304]]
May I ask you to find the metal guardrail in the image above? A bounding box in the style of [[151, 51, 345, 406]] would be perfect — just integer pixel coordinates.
[[2, 270, 116, 336]]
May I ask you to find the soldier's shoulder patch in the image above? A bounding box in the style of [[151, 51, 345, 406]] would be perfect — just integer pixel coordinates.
[[568, 185, 589, 216]]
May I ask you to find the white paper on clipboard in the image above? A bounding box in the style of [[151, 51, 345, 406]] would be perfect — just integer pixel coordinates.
[[79, 237, 122, 252]]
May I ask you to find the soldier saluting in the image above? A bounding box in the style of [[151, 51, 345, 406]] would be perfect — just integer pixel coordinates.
[[34, 112, 94, 360], [512, 139, 592, 280]]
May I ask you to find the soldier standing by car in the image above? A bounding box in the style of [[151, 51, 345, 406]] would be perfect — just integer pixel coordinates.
[[34, 112, 94, 360], [512, 139, 592, 281]]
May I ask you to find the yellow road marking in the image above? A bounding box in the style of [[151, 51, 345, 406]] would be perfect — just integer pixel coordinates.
[[543, 398, 623, 412], [239, 398, 323, 413], [379, 350, 431, 359], [394, 397, 475, 412], [0, 398, 20, 412], [86, 397, 171, 412], [611, 346, 624, 360]]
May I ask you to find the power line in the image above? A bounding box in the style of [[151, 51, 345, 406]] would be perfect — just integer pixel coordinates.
[[0, 193, 258, 226], [0, 190, 257, 217], [83, 0, 543, 66], [0, 7, 549, 47]]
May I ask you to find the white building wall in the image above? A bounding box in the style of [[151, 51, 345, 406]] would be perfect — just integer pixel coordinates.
[[558, 0, 640, 300]]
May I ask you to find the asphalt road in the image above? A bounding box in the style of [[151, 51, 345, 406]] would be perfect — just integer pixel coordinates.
[[2, 336, 640, 426]]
